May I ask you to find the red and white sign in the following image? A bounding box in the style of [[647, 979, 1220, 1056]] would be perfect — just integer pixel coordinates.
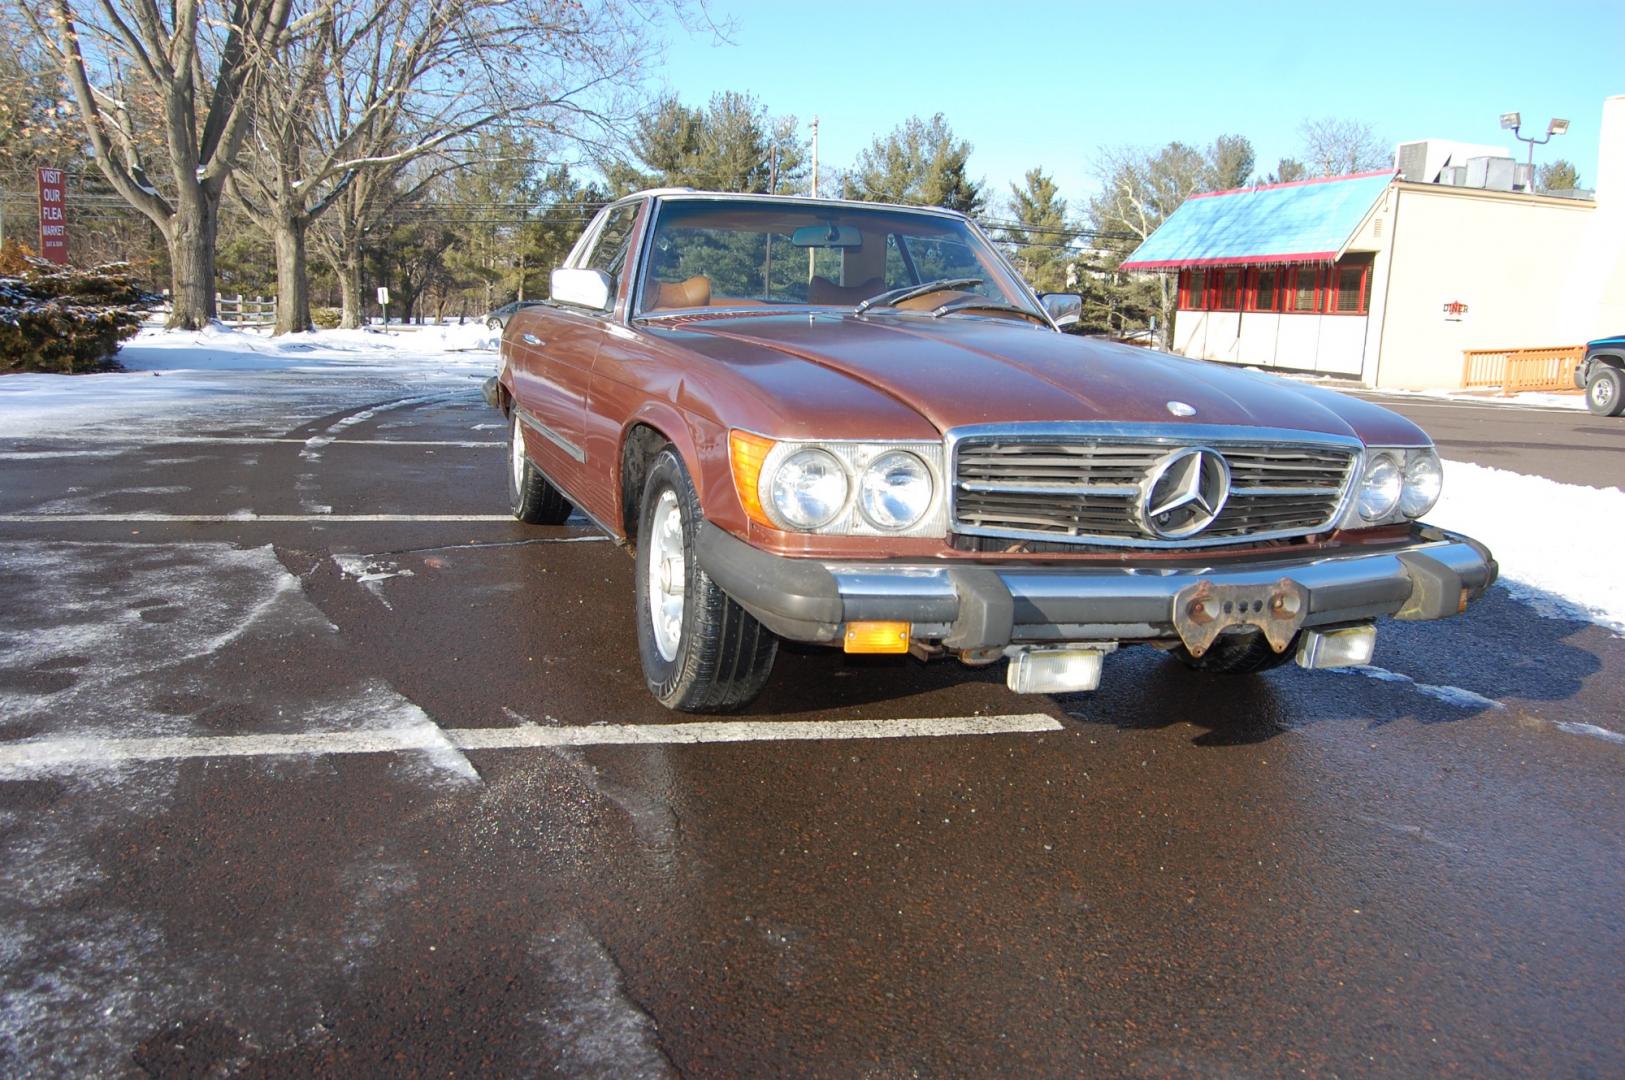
[[37, 168, 68, 265]]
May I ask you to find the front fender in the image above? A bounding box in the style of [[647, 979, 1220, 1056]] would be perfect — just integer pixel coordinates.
[[618, 403, 748, 539]]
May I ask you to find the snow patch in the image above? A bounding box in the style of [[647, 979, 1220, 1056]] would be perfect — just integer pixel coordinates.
[[1333, 665, 1503, 710], [333, 554, 415, 610], [1553, 721, 1625, 746], [1430, 460, 1625, 635]]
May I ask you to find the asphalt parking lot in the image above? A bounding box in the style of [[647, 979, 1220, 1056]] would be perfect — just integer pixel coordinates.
[[2, 368, 1622, 1077]]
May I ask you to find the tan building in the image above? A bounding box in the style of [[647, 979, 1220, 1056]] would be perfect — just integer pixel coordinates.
[[1122, 96, 1625, 390]]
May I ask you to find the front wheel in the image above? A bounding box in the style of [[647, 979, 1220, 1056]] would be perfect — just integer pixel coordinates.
[[635, 448, 777, 712], [487, 317, 503, 331], [1586, 366, 1625, 417]]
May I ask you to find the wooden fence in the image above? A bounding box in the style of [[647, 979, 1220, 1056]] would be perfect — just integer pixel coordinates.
[[149, 292, 277, 327], [1460, 345, 1584, 395], [216, 293, 276, 327]]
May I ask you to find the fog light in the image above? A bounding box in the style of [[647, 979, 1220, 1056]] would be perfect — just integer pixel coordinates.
[[1295, 625, 1377, 669], [1006, 648, 1105, 694], [843, 621, 910, 654]]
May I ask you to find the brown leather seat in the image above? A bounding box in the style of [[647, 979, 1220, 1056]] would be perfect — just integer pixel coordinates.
[[650, 275, 712, 309], [808, 275, 884, 306]]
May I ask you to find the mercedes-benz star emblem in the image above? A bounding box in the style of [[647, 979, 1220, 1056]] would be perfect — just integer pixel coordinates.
[[1166, 400, 1196, 417], [1137, 446, 1230, 539]]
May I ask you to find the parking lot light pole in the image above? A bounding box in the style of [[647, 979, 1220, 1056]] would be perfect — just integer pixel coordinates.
[[1500, 112, 1571, 182]]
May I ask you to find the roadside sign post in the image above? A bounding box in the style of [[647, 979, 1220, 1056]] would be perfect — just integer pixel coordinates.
[[377, 286, 390, 329], [37, 168, 69, 264]]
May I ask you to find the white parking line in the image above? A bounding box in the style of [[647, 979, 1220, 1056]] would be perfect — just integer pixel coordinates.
[[0, 513, 516, 523], [0, 714, 1063, 772]]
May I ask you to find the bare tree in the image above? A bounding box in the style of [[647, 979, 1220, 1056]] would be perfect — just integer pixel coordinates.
[[19, 0, 313, 327], [238, 0, 689, 333], [1298, 117, 1391, 177], [1088, 142, 1209, 346]]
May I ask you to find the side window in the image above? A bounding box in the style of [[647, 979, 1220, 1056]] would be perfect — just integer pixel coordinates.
[[584, 204, 640, 288]]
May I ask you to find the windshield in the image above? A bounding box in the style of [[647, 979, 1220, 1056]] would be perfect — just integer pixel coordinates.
[[635, 199, 1040, 320]]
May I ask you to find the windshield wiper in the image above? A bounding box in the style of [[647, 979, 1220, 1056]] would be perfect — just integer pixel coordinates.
[[853, 277, 985, 315], [929, 298, 1050, 325]]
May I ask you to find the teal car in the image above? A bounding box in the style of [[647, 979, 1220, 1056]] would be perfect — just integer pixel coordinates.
[[1577, 334, 1625, 416]]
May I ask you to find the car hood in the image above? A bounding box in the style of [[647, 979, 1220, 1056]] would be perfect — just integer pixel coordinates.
[[642, 311, 1427, 445]]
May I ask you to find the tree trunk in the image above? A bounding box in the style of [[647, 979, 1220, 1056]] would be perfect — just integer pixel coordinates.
[[166, 189, 220, 330], [271, 215, 312, 335], [337, 251, 364, 329]]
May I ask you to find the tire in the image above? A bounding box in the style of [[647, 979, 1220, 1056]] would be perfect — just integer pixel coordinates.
[[487, 317, 503, 331], [1174, 630, 1299, 674], [635, 448, 778, 712], [1585, 365, 1625, 417], [507, 410, 574, 524]]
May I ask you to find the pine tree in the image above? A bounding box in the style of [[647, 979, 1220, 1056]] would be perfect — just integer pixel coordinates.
[[1003, 168, 1072, 293], [843, 114, 984, 213]]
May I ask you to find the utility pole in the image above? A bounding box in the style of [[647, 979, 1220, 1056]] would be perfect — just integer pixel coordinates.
[[808, 116, 820, 284]]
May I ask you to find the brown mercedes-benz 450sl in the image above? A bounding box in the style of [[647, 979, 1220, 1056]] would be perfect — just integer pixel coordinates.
[[484, 190, 1497, 712]]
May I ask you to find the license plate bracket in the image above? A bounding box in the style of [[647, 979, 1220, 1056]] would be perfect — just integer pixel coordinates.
[[1171, 577, 1310, 658]]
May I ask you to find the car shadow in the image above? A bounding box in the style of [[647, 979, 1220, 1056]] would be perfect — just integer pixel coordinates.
[[1052, 585, 1603, 745]]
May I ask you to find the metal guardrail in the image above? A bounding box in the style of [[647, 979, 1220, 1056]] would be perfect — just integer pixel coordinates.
[[1460, 346, 1584, 395]]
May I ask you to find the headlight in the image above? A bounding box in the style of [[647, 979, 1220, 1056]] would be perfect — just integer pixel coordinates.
[[768, 448, 847, 529], [729, 431, 947, 536], [1356, 453, 1402, 520], [1400, 449, 1442, 518], [858, 451, 933, 530]]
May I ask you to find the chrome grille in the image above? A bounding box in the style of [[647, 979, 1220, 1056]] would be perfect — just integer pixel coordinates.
[[952, 435, 1357, 547]]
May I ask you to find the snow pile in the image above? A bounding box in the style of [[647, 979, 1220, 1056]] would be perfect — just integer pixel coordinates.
[[1430, 460, 1625, 634]]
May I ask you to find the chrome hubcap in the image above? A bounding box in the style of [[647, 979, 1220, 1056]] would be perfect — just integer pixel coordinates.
[[647, 489, 685, 662], [1597, 380, 1615, 406], [510, 413, 525, 491]]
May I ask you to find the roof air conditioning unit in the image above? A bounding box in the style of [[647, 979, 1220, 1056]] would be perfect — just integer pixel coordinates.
[[1395, 140, 1514, 184]]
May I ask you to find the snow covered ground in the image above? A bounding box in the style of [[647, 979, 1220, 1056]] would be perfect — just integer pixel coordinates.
[[2, 325, 1622, 638], [0, 323, 498, 440], [1397, 387, 1586, 411]]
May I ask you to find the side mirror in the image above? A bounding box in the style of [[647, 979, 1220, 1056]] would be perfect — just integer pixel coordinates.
[[1038, 292, 1084, 328], [550, 267, 614, 311]]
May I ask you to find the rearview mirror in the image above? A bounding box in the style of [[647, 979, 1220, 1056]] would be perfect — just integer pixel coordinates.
[[1039, 292, 1084, 328], [551, 267, 614, 311], [790, 223, 862, 248]]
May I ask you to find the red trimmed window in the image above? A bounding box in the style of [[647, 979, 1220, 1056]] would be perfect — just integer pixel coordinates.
[[1327, 258, 1373, 315], [1250, 269, 1281, 312], [1287, 265, 1321, 312], [1180, 269, 1208, 309], [1216, 268, 1242, 311]]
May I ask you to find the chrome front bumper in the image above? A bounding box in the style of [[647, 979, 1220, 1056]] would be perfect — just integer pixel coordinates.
[[696, 525, 1497, 651]]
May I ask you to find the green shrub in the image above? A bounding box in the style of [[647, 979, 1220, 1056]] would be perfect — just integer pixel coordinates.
[[311, 305, 341, 330], [0, 248, 154, 374]]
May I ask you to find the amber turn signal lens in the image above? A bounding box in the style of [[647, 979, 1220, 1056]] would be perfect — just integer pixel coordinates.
[[843, 621, 911, 654], [729, 430, 777, 528]]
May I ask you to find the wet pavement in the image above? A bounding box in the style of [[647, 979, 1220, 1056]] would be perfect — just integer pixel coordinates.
[[2, 365, 1622, 1077]]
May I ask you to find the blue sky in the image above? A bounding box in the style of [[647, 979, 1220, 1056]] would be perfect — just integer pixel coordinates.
[[656, 0, 1623, 212]]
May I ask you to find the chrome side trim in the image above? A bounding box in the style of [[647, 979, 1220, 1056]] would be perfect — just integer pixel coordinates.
[[515, 406, 586, 464], [945, 422, 1365, 550]]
